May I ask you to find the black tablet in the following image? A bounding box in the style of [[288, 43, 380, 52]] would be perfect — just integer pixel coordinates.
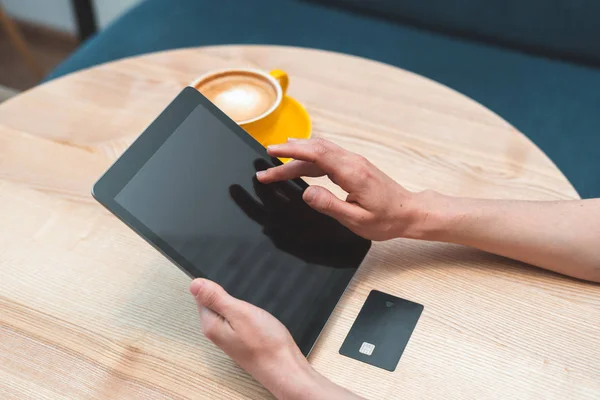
[[92, 87, 371, 355]]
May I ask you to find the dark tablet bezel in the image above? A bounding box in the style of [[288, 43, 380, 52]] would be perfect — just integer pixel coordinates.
[[92, 87, 305, 279]]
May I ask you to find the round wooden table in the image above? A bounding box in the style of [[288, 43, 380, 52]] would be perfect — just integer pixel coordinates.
[[1, 46, 598, 399]]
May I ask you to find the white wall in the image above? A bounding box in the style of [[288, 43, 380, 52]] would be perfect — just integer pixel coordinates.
[[94, 0, 143, 29], [3, 0, 144, 34], [3, 0, 77, 34]]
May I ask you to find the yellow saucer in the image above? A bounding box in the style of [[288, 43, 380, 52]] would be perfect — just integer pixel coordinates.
[[249, 96, 311, 161]]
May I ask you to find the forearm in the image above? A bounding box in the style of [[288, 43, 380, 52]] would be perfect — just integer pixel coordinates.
[[408, 191, 600, 282]]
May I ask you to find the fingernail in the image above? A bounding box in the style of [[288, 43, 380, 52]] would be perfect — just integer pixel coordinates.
[[304, 187, 317, 203], [267, 144, 281, 151], [287, 137, 299, 142], [190, 278, 204, 296], [256, 170, 267, 179]]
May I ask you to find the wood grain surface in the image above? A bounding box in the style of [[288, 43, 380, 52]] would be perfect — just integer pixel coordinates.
[[0, 46, 597, 400]]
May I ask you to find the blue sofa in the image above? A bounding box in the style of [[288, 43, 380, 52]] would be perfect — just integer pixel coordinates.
[[49, 0, 600, 198]]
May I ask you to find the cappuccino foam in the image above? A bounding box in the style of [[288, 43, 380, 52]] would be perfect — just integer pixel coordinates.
[[196, 72, 278, 123]]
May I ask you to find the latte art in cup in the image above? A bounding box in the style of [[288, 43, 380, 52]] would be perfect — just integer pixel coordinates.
[[194, 71, 278, 123], [191, 68, 291, 147]]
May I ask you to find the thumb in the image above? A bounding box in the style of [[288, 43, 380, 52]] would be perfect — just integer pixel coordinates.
[[190, 278, 237, 319], [303, 186, 365, 226]]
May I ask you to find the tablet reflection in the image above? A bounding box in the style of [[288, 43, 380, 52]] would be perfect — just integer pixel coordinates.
[[170, 229, 355, 350], [162, 171, 364, 351], [228, 179, 357, 269]]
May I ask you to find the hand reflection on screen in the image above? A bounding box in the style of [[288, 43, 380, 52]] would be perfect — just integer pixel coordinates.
[[229, 160, 357, 269]]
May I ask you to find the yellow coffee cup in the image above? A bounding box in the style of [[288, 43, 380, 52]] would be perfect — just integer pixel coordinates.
[[191, 68, 289, 145]]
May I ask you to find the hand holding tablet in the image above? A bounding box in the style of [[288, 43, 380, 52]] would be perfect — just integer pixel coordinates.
[[93, 87, 422, 400], [93, 88, 371, 356]]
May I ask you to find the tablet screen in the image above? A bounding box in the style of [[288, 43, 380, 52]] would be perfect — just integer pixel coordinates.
[[110, 99, 370, 355]]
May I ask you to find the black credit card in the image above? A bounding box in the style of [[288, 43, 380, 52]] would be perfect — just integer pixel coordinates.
[[339, 290, 423, 371]]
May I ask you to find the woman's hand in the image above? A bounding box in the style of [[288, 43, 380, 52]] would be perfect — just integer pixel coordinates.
[[190, 279, 364, 399], [257, 138, 422, 241], [257, 140, 600, 282]]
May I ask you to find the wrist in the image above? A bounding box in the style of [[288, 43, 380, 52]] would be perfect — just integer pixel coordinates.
[[256, 351, 319, 400], [267, 363, 322, 400], [403, 190, 457, 241], [263, 356, 356, 400]]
